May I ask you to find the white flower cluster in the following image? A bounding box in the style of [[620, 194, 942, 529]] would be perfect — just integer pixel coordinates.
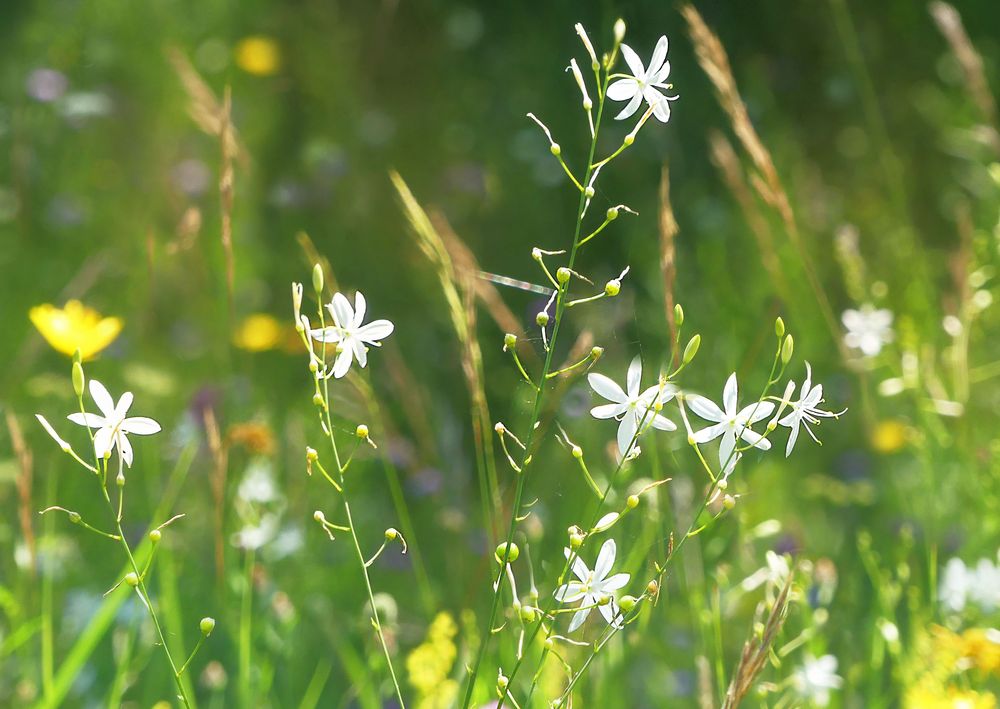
[[939, 553, 1000, 614]]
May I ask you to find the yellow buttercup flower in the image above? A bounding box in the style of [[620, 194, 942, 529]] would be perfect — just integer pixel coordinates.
[[232, 313, 284, 352], [235, 36, 281, 76], [871, 419, 908, 454], [29, 300, 122, 360]]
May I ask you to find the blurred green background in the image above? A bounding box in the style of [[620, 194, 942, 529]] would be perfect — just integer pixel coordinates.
[[2, 0, 1000, 706]]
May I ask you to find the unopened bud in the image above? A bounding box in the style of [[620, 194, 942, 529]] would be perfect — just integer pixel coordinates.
[[72, 361, 85, 398], [495, 542, 520, 564], [520, 606, 537, 623], [723, 494, 737, 510], [385, 528, 399, 541], [68, 511, 82, 524], [536, 311, 549, 327], [682, 334, 701, 364], [626, 495, 639, 509], [623, 134, 634, 146], [590, 346, 604, 360], [308, 360, 318, 373], [570, 533, 585, 549], [781, 335, 794, 364], [313, 510, 325, 523], [497, 673, 509, 691], [597, 594, 611, 606], [149, 529, 162, 543], [619, 595, 637, 613], [312, 264, 324, 294], [606, 207, 619, 221], [125, 572, 140, 587], [495, 422, 506, 435], [614, 18, 626, 43], [531, 247, 543, 262], [674, 303, 684, 327], [312, 393, 324, 407], [775, 316, 785, 338], [550, 143, 561, 156], [604, 280, 621, 297], [116, 472, 125, 488], [503, 333, 517, 349], [200, 617, 216, 636], [356, 424, 369, 439], [717, 478, 728, 491], [571, 445, 583, 459], [556, 267, 571, 284], [646, 580, 658, 595], [584, 186, 595, 199], [306, 447, 318, 462]]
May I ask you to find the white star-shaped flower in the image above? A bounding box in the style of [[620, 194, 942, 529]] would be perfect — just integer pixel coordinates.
[[607, 36, 678, 123], [554, 539, 630, 632], [842, 304, 893, 356], [588, 355, 677, 460], [310, 291, 394, 378], [793, 654, 842, 707], [687, 373, 774, 469], [778, 363, 844, 456], [67, 379, 161, 467]]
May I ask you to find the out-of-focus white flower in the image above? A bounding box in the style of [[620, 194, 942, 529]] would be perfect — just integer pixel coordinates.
[[607, 36, 678, 122], [940, 557, 971, 612], [232, 514, 279, 550], [778, 363, 844, 456], [310, 291, 394, 378], [67, 380, 161, 467], [793, 654, 842, 707], [554, 539, 630, 632], [588, 355, 676, 460], [687, 373, 774, 469], [237, 460, 279, 504], [969, 557, 1000, 613], [842, 304, 893, 356], [740, 550, 790, 592]]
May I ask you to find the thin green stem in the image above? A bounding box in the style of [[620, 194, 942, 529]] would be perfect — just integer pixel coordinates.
[[239, 547, 254, 706]]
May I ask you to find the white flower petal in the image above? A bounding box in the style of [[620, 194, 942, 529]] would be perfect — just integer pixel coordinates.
[[648, 36, 669, 77], [614, 91, 644, 120], [332, 348, 354, 378], [94, 427, 114, 459], [355, 319, 394, 343], [564, 547, 590, 583], [353, 291, 367, 326], [590, 403, 625, 419], [617, 415, 639, 459], [693, 421, 727, 443], [68, 412, 105, 429], [119, 434, 134, 468], [112, 391, 134, 421], [723, 373, 739, 416], [588, 373, 627, 404], [739, 428, 772, 451], [650, 413, 676, 431], [739, 401, 775, 424], [719, 430, 737, 469], [567, 605, 591, 633], [619, 43, 646, 80], [626, 356, 642, 398], [121, 417, 161, 435], [89, 379, 116, 418], [554, 582, 587, 603], [601, 572, 630, 592], [330, 292, 354, 329], [784, 422, 800, 457], [36, 414, 69, 449], [594, 539, 617, 581], [309, 327, 342, 343], [686, 395, 724, 422], [606, 78, 638, 101]]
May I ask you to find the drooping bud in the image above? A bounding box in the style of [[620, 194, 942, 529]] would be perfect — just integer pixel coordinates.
[[384, 528, 399, 541], [646, 580, 658, 595], [292, 282, 304, 322], [311, 264, 324, 294], [68, 511, 82, 524], [723, 494, 737, 510], [519, 605, 537, 623], [494, 422, 506, 435], [313, 510, 326, 523]]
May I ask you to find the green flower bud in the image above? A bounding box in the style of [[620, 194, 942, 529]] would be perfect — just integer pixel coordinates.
[[519, 605, 537, 623], [571, 445, 583, 459], [556, 267, 571, 284], [125, 572, 140, 587], [674, 303, 684, 327], [775, 316, 785, 338], [716, 478, 728, 491], [535, 311, 549, 327], [149, 528, 162, 543], [68, 511, 82, 524], [597, 594, 611, 606], [311, 264, 324, 293], [550, 143, 561, 156], [626, 495, 639, 510], [72, 361, 85, 398], [385, 528, 399, 541], [682, 334, 701, 364], [723, 494, 736, 510], [590, 346, 604, 360], [623, 134, 635, 146], [619, 595, 638, 613], [781, 335, 794, 364], [570, 533, 585, 549], [495, 542, 520, 564], [606, 207, 619, 221], [531, 247, 543, 262], [356, 424, 369, 439], [497, 673, 510, 691], [312, 393, 324, 407], [584, 186, 595, 199], [503, 333, 517, 349], [604, 280, 621, 297], [200, 617, 216, 636]]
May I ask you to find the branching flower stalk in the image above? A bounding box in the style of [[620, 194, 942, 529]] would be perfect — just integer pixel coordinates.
[[461, 20, 672, 707], [35, 354, 210, 708], [296, 273, 407, 707]]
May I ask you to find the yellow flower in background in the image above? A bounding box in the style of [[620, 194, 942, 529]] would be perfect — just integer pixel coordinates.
[[871, 419, 908, 453], [407, 612, 459, 709], [235, 36, 281, 76], [232, 313, 284, 352], [29, 300, 122, 360]]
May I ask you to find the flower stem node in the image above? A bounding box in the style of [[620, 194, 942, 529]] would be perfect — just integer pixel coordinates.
[[149, 528, 162, 543], [604, 280, 621, 297], [503, 333, 517, 350], [571, 445, 583, 459], [125, 572, 140, 588], [723, 494, 737, 510], [775, 316, 785, 338], [626, 494, 639, 510], [590, 346, 604, 360], [311, 264, 324, 294], [495, 542, 520, 565], [606, 207, 619, 221], [355, 424, 370, 440], [200, 617, 216, 637], [619, 595, 638, 613], [536, 311, 550, 327], [623, 134, 635, 147], [556, 267, 571, 284]]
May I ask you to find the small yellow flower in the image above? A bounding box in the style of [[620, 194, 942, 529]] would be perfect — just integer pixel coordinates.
[[29, 300, 122, 360], [232, 313, 284, 352], [235, 36, 281, 76], [871, 419, 908, 453]]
